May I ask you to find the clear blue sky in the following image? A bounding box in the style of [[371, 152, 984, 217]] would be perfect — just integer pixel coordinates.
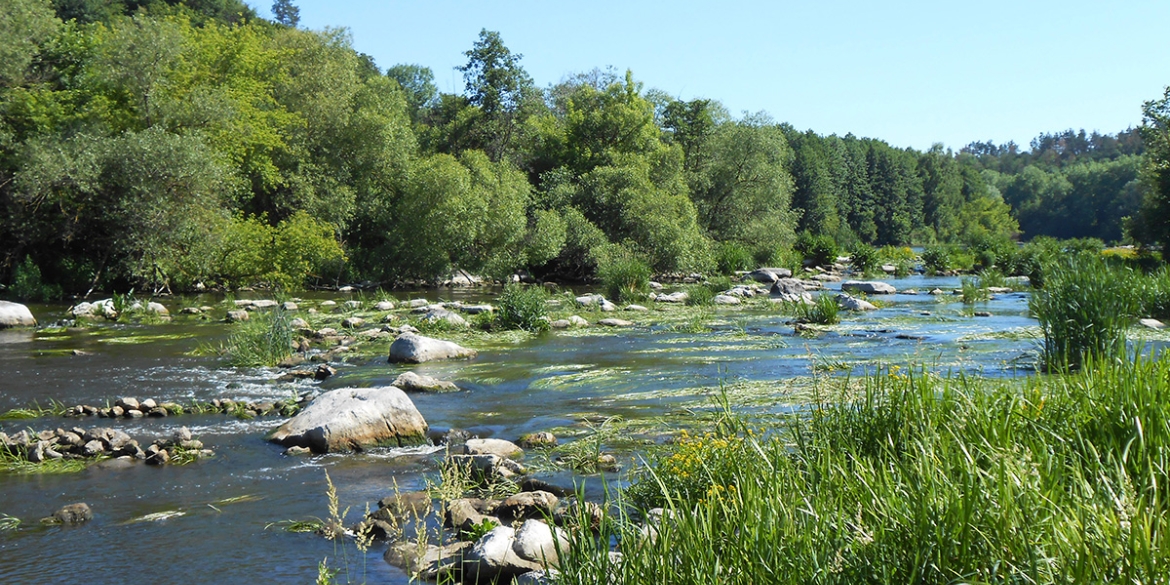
[[249, 0, 1170, 151]]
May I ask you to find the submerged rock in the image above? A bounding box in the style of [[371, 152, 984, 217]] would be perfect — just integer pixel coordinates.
[[0, 301, 36, 328], [267, 387, 429, 453], [388, 334, 477, 364], [47, 503, 92, 525]]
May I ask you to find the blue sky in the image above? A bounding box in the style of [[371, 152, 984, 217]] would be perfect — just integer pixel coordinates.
[[250, 1, 1170, 151]]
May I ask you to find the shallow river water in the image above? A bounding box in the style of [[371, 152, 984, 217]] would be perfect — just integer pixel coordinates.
[[0, 276, 1053, 583]]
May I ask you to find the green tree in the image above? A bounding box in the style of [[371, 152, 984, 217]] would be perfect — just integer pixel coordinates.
[[271, 0, 298, 27], [456, 29, 534, 162]]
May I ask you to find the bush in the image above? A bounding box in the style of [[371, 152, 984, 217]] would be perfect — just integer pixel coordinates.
[[599, 255, 651, 304], [921, 245, 952, 274], [223, 309, 294, 367], [793, 232, 838, 267], [714, 242, 753, 276], [495, 284, 550, 332], [684, 285, 715, 306], [1030, 253, 1139, 370], [8, 256, 62, 301], [848, 243, 879, 275]]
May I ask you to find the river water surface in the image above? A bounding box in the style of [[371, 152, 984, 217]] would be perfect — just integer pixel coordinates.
[[0, 276, 1050, 583]]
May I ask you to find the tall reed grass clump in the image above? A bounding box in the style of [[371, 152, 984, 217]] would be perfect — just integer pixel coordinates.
[[793, 294, 839, 325], [599, 256, 651, 304], [1030, 254, 1138, 370], [224, 309, 294, 366], [495, 283, 550, 332], [560, 358, 1170, 584]]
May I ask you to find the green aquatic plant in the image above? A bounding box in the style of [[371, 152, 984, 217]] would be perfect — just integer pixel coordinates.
[[223, 308, 294, 367], [960, 276, 989, 304], [600, 256, 652, 304], [495, 283, 550, 332]]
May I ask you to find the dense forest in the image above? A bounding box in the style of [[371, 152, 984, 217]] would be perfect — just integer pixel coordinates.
[[2, 0, 1169, 296]]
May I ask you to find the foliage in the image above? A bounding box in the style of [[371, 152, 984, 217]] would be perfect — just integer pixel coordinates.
[[848, 243, 878, 274], [7, 256, 62, 301], [1030, 254, 1139, 370], [793, 232, 838, 267], [599, 254, 651, 304], [495, 283, 549, 332], [795, 294, 840, 325], [565, 358, 1170, 584], [221, 309, 294, 367], [683, 285, 715, 307], [713, 241, 753, 276], [920, 245, 951, 274]]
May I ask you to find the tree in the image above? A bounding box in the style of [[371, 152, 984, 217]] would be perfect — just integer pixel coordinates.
[[456, 29, 533, 162], [271, 0, 298, 27], [1132, 87, 1170, 245], [0, 0, 60, 88], [386, 63, 437, 121]]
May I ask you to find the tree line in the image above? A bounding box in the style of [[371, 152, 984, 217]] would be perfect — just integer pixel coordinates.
[[1, 0, 1166, 297]]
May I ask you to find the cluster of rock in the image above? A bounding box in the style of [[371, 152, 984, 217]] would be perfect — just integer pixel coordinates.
[[0, 301, 37, 328], [0, 425, 211, 466], [60, 395, 305, 419], [69, 299, 168, 320]]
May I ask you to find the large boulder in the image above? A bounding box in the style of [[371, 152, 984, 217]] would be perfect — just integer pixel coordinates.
[[746, 267, 793, 283], [512, 519, 568, 566], [0, 301, 36, 328], [769, 279, 813, 304], [389, 334, 477, 364], [267, 387, 428, 453], [841, 280, 897, 295]]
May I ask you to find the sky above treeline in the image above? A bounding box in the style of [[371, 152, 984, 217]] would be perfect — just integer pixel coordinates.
[[247, 0, 1170, 152]]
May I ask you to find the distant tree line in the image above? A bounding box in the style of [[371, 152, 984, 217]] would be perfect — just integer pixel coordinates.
[[0, 0, 1166, 296]]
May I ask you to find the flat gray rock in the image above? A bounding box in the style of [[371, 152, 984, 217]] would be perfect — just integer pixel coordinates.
[[392, 371, 459, 393], [267, 387, 428, 453], [841, 280, 897, 295]]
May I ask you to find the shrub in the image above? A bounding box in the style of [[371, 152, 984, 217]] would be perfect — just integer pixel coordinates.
[[921, 245, 951, 274], [796, 294, 840, 325], [848, 243, 879, 275], [8, 256, 62, 301], [599, 255, 651, 304], [495, 284, 550, 332], [793, 232, 838, 267], [714, 242, 753, 276], [684, 285, 715, 306], [1030, 253, 1139, 370], [223, 309, 294, 367]]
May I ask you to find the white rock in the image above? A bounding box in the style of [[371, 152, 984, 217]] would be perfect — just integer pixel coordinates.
[[598, 318, 633, 327], [841, 281, 897, 295], [624, 304, 649, 312], [712, 295, 741, 305], [1141, 318, 1165, 329], [388, 334, 477, 363], [836, 293, 877, 311], [462, 526, 542, 584], [267, 387, 428, 452], [392, 371, 459, 393], [512, 520, 568, 566], [462, 438, 524, 459], [375, 300, 396, 311], [0, 301, 37, 328]]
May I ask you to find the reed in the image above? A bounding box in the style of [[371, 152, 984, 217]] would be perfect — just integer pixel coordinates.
[[1030, 254, 1138, 370]]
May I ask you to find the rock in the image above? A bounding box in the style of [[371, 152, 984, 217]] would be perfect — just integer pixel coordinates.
[[422, 309, 468, 328], [315, 364, 336, 380], [712, 294, 741, 305], [145, 302, 168, 316], [408, 299, 429, 308], [746, 267, 793, 283], [463, 438, 524, 459], [144, 446, 170, 465], [549, 319, 571, 329], [461, 304, 495, 314], [289, 317, 310, 329], [49, 503, 93, 525], [447, 453, 526, 480], [881, 264, 896, 274], [974, 311, 992, 317], [226, 310, 249, 323], [445, 269, 483, 287], [385, 541, 471, 582], [655, 291, 689, 303], [462, 526, 543, 584], [518, 432, 558, 449], [116, 397, 140, 411], [841, 280, 897, 295], [374, 491, 433, 520], [375, 300, 396, 311], [267, 386, 429, 453], [445, 498, 494, 534], [769, 279, 813, 304], [902, 289, 919, 295], [624, 304, 648, 312], [1141, 318, 1165, 329], [392, 371, 459, 393], [516, 569, 560, 585], [498, 491, 558, 521], [284, 446, 312, 456], [513, 519, 568, 566], [320, 300, 337, 308], [836, 294, 877, 311], [575, 294, 606, 307], [344, 300, 362, 310], [597, 318, 633, 327], [388, 334, 477, 364], [341, 317, 365, 329], [281, 301, 299, 311], [140, 398, 157, 410], [253, 300, 279, 309], [1006, 275, 1031, 287], [929, 288, 944, 295], [0, 301, 36, 328]]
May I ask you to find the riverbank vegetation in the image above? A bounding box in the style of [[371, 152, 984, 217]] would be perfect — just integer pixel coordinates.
[[2, 0, 1170, 299]]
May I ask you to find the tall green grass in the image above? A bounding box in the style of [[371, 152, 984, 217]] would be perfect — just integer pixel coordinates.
[[494, 283, 550, 332], [223, 309, 294, 367], [560, 358, 1170, 584], [1030, 254, 1138, 370], [600, 256, 652, 304]]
